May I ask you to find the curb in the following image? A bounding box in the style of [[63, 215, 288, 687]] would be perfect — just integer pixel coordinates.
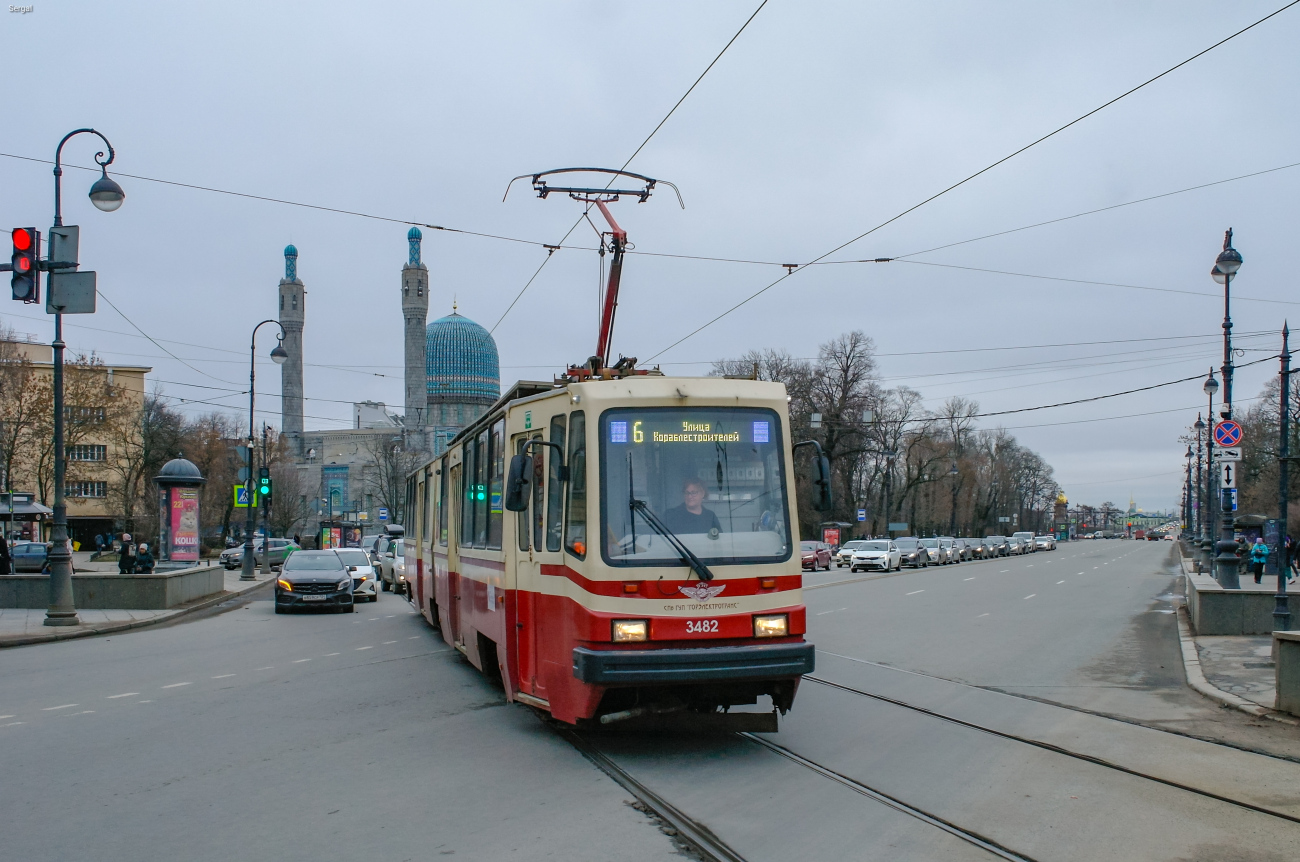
[[1173, 602, 1300, 727], [0, 576, 274, 649]]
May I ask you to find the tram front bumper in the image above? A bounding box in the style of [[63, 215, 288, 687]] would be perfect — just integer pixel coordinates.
[[572, 642, 815, 685]]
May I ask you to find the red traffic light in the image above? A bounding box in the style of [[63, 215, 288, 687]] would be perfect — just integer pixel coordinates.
[[15, 257, 32, 273], [12, 228, 33, 251]]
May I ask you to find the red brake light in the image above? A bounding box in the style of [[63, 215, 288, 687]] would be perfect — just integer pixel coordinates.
[[12, 228, 32, 251]]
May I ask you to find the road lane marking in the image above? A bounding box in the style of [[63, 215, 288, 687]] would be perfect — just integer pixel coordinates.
[[1027, 565, 1034, 568], [66, 710, 95, 716], [385, 615, 395, 618], [356, 646, 373, 650], [408, 636, 420, 640], [43, 704, 78, 711], [106, 693, 138, 699], [978, 613, 989, 617], [256, 666, 274, 670], [212, 674, 235, 679], [906, 589, 925, 596], [0, 715, 12, 719], [1000, 570, 1009, 573], [161, 682, 192, 689], [1057, 581, 1065, 585], [323, 652, 340, 657], [138, 700, 153, 703], [382, 640, 397, 645], [1024, 594, 1036, 599], [292, 659, 311, 663], [3, 721, 24, 727], [964, 577, 975, 581]]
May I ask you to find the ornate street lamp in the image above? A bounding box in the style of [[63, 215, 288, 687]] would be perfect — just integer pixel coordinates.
[[240, 322, 287, 581], [1202, 371, 1219, 576], [1211, 232, 1244, 589]]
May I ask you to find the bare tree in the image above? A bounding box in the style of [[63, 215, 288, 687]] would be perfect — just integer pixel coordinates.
[[362, 435, 423, 525]]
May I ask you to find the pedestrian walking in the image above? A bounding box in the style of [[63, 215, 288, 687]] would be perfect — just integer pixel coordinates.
[[134, 543, 154, 574], [1249, 537, 1269, 584], [118, 532, 135, 574], [93, 533, 104, 553], [293, 533, 301, 548], [1288, 534, 1299, 584]]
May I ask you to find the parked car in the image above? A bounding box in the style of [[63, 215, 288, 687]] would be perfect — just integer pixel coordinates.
[[274, 550, 354, 614], [1033, 535, 1057, 551], [219, 537, 299, 571], [801, 541, 833, 571], [1006, 537, 1029, 555], [835, 540, 867, 568], [10, 541, 49, 572], [983, 535, 1010, 556], [849, 540, 901, 572], [893, 537, 929, 568], [378, 537, 412, 593], [962, 538, 991, 559], [938, 537, 962, 564], [948, 538, 973, 562], [333, 547, 379, 603], [919, 537, 952, 565], [1012, 531, 1037, 553]]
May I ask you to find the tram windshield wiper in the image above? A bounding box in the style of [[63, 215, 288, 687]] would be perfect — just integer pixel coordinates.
[[630, 498, 715, 582]]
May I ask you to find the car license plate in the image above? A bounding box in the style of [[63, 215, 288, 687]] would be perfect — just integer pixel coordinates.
[[302, 595, 326, 602]]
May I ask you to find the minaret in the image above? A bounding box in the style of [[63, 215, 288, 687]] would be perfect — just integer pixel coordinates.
[[402, 227, 430, 449], [279, 244, 305, 448]]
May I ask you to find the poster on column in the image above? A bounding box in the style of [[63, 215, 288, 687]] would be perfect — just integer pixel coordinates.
[[170, 488, 201, 561]]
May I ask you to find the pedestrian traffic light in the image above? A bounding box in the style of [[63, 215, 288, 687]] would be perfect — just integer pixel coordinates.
[[11, 228, 40, 303], [258, 467, 272, 500]]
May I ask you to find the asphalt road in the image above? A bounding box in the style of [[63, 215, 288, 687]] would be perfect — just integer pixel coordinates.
[[0, 589, 685, 862], [5, 540, 1300, 861]]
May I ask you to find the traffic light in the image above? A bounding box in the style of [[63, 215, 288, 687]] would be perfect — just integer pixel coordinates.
[[11, 228, 40, 303], [257, 466, 272, 500]]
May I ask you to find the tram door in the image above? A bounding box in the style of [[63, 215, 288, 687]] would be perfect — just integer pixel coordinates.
[[517, 413, 567, 699], [513, 432, 542, 694], [447, 460, 464, 648]]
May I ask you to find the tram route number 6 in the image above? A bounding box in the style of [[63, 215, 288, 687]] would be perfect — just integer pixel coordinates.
[[686, 619, 719, 634]]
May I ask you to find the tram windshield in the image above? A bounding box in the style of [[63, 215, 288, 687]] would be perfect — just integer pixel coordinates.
[[599, 407, 792, 567]]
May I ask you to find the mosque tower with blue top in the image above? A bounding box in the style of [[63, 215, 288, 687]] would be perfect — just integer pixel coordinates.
[[402, 227, 431, 448]]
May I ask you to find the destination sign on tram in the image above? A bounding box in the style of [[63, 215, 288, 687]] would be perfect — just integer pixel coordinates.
[[609, 416, 771, 445]]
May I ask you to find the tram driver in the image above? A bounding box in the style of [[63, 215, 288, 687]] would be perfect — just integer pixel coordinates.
[[663, 478, 722, 535]]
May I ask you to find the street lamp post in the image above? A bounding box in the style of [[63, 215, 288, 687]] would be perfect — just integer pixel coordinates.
[[1202, 371, 1219, 576], [241, 321, 288, 580], [44, 130, 125, 627], [1194, 414, 1205, 562], [1212, 231, 1243, 589], [1184, 446, 1194, 539], [1275, 323, 1291, 631]]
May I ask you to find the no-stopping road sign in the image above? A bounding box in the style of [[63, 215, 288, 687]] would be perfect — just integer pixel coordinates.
[[1213, 420, 1242, 447]]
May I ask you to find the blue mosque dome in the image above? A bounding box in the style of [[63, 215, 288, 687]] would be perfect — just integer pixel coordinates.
[[406, 226, 422, 241], [426, 310, 500, 405]]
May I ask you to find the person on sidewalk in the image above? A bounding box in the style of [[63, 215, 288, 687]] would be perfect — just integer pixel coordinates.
[[134, 543, 154, 574], [118, 532, 135, 574], [1287, 534, 1299, 584], [1249, 537, 1269, 584]]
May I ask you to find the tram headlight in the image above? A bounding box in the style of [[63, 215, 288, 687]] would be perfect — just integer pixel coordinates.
[[612, 619, 648, 643], [753, 614, 788, 638]]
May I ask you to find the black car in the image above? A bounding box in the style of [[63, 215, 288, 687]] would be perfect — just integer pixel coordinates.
[[274, 550, 355, 614]]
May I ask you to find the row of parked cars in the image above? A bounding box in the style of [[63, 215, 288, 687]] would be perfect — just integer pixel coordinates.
[[802, 530, 1058, 574], [219, 528, 409, 596]]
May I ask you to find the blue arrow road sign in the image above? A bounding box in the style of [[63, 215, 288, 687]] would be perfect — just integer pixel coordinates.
[[1213, 420, 1242, 447]]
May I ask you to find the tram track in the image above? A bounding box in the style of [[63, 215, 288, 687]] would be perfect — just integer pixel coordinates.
[[800, 673, 1300, 826]]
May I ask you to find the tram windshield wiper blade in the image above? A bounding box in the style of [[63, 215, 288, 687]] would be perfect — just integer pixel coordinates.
[[630, 498, 715, 582]]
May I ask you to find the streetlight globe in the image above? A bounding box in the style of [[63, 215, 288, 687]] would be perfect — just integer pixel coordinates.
[[1194, 416, 1205, 432], [1216, 246, 1243, 276], [1210, 265, 1227, 286], [1203, 373, 1219, 397], [270, 344, 289, 365], [88, 171, 125, 212]]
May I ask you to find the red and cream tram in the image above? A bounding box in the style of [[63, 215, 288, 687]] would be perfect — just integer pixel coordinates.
[[403, 375, 817, 728], [401, 168, 822, 729]]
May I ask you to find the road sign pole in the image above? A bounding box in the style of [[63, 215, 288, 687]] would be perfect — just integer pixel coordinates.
[[1213, 420, 1243, 590]]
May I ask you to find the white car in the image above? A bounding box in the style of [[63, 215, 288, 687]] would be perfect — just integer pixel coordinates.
[[1033, 535, 1056, 551], [850, 540, 902, 573], [333, 547, 379, 602], [836, 540, 867, 568]]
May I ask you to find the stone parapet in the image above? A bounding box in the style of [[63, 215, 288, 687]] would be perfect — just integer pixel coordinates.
[[1185, 572, 1281, 635], [0, 565, 225, 610]]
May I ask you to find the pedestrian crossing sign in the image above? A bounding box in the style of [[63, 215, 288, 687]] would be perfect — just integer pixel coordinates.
[[233, 484, 258, 508]]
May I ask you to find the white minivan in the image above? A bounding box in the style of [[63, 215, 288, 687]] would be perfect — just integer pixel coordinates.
[[1012, 531, 1037, 553]]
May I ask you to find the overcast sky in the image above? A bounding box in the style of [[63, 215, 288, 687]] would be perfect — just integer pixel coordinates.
[[3, 1, 1297, 513]]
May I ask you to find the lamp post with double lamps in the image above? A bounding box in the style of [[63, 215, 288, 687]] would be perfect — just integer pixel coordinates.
[[1212, 232, 1244, 589], [44, 130, 126, 627], [241, 321, 288, 580], [1202, 371, 1219, 576]]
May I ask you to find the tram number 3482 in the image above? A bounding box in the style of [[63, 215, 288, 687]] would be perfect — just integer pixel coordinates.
[[686, 619, 720, 634]]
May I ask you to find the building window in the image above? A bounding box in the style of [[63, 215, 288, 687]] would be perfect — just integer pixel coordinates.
[[68, 444, 107, 462], [67, 406, 105, 424], [66, 481, 107, 498], [292, 293, 298, 310]]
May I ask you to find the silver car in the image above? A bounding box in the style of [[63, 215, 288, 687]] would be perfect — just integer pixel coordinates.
[[1033, 535, 1057, 551], [920, 537, 952, 565], [835, 540, 867, 568], [334, 547, 379, 602], [378, 537, 409, 594]]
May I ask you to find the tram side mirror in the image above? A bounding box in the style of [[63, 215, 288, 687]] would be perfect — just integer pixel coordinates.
[[813, 455, 833, 512], [505, 454, 531, 512]]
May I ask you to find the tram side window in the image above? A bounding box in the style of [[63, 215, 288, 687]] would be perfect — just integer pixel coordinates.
[[424, 471, 434, 547], [516, 437, 530, 552], [525, 434, 542, 551], [474, 428, 489, 548], [564, 411, 586, 558], [487, 420, 504, 550], [546, 415, 566, 552], [459, 443, 475, 548], [438, 459, 448, 547]]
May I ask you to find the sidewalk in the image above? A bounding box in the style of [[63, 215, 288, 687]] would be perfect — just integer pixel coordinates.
[[1175, 549, 1299, 724], [0, 567, 275, 648]]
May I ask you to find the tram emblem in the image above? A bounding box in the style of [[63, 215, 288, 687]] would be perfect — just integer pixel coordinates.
[[678, 583, 726, 602]]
